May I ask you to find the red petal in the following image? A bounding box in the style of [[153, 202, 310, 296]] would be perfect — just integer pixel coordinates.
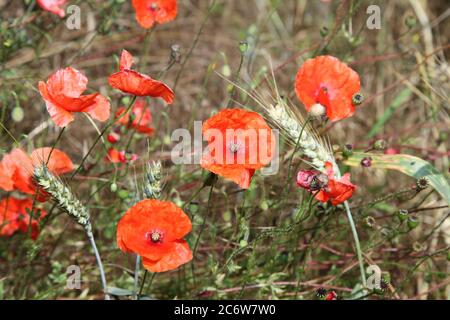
[[119, 50, 134, 71], [142, 240, 192, 273]]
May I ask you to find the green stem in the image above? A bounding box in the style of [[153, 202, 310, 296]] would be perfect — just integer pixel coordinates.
[[134, 255, 141, 299], [87, 230, 110, 300], [344, 201, 367, 287]]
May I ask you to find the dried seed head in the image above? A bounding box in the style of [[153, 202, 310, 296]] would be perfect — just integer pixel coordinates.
[[365, 216, 376, 228], [316, 288, 327, 299], [33, 166, 91, 233], [416, 177, 430, 191], [352, 92, 364, 105]]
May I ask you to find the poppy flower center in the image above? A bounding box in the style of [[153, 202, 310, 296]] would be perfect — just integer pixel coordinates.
[[149, 3, 159, 11], [146, 230, 163, 243]]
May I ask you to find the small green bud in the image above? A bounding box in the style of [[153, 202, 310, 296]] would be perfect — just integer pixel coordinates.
[[239, 41, 248, 54], [373, 139, 387, 151], [407, 216, 419, 229], [110, 183, 118, 193], [320, 26, 329, 38], [342, 144, 353, 158], [397, 209, 408, 221]]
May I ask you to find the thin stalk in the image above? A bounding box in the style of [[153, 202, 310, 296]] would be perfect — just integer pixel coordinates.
[[134, 255, 141, 299], [173, 0, 217, 91], [87, 231, 110, 300], [344, 200, 367, 287]]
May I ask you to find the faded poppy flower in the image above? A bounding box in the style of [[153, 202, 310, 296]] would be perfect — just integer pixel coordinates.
[[116, 98, 154, 135], [37, 0, 67, 18], [132, 0, 177, 29], [201, 108, 275, 189], [295, 55, 361, 121], [105, 148, 138, 164], [297, 162, 355, 205], [0, 197, 47, 240], [116, 199, 192, 272], [108, 50, 174, 103], [39, 67, 111, 127], [0, 148, 73, 200]]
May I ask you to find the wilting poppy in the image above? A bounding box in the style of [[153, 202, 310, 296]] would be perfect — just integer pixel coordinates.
[[201, 108, 275, 189], [131, 0, 177, 29], [39, 67, 111, 127], [295, 55, 360, 121], [105, 148, 138, 164], [116, 98, 154, 135], [108, 50, 174, 103], [37, 0, 67, 18], [0, 197, 47, 240], [296, 162, 355, 205], [0, 148, 73, 200], [117, 199, 192, 272]]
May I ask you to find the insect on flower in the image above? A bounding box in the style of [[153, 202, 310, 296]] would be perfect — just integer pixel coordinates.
[[0, 148, 73, 201], [201, 108, 276, 189], [297, 162, 356, 205], [108, 50, 175, 103], [37, 0, 67, 18], [115, 98, 154, 135], [116, 199, 193, 272], [295, 55, 361, 121], [132, 0, 177, 29], [0, 197, 47, 240], [39, 67, 111, 127]]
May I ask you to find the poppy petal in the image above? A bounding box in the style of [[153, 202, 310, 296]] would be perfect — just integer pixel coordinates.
[[31, 148, 74, 175], [37, 0, 67, 18], [142, 240, 192, 273], [119, 50, 134, 71], [39, 81, 75, 127], [85, 95, 111, 122]]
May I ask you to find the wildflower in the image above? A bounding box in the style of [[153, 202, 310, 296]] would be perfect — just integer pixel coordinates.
[[37, 0, 67, 18], [107, 132, 121, 144], [201, 108, 275, 189], [0, 197, 46, 240], [132, 0, 177, 29], [297, 162, 356, 206], [0, 148, 73, 200], [108, 50, 174, 103], [295, 56, 361, 121], [116, 99, 154, 135], [325, 291, 338, 300], [116, 199, 193, 272], [39, 67, 111, 127], [105, 148, 138, 164]]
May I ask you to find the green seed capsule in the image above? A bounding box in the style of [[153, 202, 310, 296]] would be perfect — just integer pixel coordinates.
[[407, 216, 419, 229], [110, 183, 118, 193], [397, 209, 409, 221]]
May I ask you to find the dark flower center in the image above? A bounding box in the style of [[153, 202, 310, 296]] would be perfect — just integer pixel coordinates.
[[146, 230, 163, 243], [149, 3, 159, 11]]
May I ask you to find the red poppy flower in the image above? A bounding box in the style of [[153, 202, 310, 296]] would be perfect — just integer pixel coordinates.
[[0, 148, 74, 200], [117, 199, 192, 273], [201, 109, 275, 189], [295, 55, 360, 121], [131, 0, 177, 29], [37, 0, 67, 18], [0, 197, 47, 240], [105, 148, 138, 164], [116, 99, 154, 135], [108, 50, 174, 103], [39, 67, 111, 127], [297, 162, 355, 205]]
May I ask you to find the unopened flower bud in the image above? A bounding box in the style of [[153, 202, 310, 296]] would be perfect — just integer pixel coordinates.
[[239, 41, 248, 55], [342, 144, 353, 157], [110, 182, 118, 193], [373, 139, 387, 150], [309, 103, 326, 117], [361, 157, 372, 167]]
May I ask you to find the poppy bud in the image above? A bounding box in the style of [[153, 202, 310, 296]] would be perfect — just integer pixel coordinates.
[[107, 132, 120, 144], [416, 177, 430, 191], [407, 216, 419, 229], [373, 139, 387, 150], [352, 92, 364, 105], [239, 41, 248, 55], [397, 209, 409, 221], [360, 157, 372, 167], [320, 26, 329, 38], [109, 183, 118, 193], [203, 172, 218, 187], [309, 103, 326, 117], [342, 144, 353, 157]]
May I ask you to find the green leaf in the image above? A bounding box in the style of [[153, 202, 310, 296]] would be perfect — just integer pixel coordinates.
[[366, 88, 412, 139], [106, 286, 134, 297], [344, 152, 450, 205]]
